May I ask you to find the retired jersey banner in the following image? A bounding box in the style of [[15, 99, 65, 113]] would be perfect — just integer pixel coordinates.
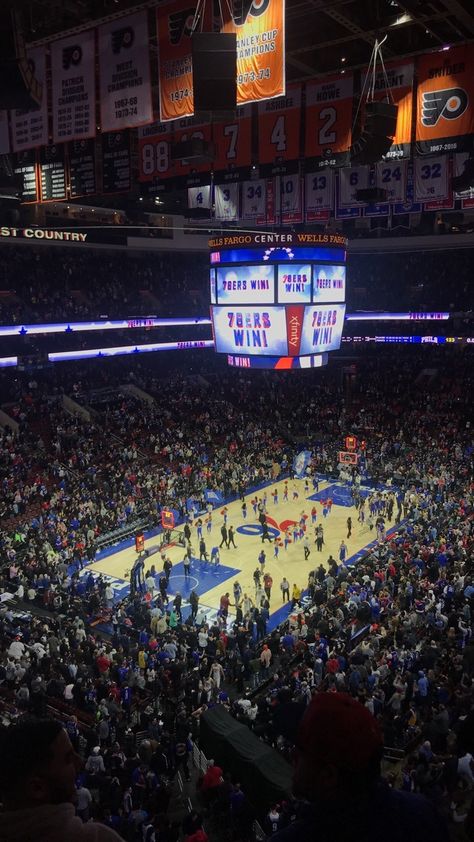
[[157, 0, 211, 121], [361, 61, 414, 159], [212, 106, 252, 173], [305, 170, 333, 222], [138, 120, 174, 181], [242, 179, 266, 218], [51, 31, 96, 143], [173, 116, 212, 176], [305, 73, 353, 167], [416, 45, 474, 154], [454, 152, 474, 207], [98, 11, 153, 132], [221, 0, 285, 105], [188, 184, 211, 208], [375, 160, 407, 203], [338, 166, 369, 207], [280, 173, 302, 224], [258, 84, 301, 165], [414, 156, 449, 203], [215, 182, 239, 220], [11, 48, 48, 152], [256, 178, 279, 225]]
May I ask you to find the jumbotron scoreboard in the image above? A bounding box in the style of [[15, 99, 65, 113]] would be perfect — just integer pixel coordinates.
[[209, 231, 347, 370]]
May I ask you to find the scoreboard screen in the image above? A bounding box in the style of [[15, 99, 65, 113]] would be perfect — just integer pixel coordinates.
[[209, 232, 348, 369], [277, 265, 312, 303], [212, 306, 289, 356], [313, 265, 346, 303], [216, 265, 275, 304]]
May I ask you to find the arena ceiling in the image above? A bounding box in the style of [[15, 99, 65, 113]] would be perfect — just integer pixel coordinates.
[[17, 0, 474, 81]]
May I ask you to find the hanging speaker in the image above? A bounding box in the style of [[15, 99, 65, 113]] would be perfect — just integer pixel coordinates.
[[192, 33, 237, 112], [0, 10, 42, 109], [351, 101, 398, 165]]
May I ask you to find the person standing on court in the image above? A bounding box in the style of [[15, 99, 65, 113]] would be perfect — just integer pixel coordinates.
[[258, 549, 266, 573], [280, 577, 290, 602], [219, 524, 228, 549], [184, 521, 192, 543], [315, 525, 324, 552], [263, 572, 273, 602], [183, 553, 191, 578], [228, 525, 237, 548], [303, 535, 311, 560], [347, 516, 352, 538], [199, 538, 209, 562], [339, 540, 348, 566], [163, 557, 172, 584], [261, 522, 272, 543], [190, 589, 199, 621]]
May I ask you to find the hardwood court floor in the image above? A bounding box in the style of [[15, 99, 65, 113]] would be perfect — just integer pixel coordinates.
[[87, 477, 377, 627]]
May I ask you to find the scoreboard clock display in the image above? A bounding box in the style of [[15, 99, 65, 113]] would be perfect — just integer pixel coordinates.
[[209, 232, 348, 369]]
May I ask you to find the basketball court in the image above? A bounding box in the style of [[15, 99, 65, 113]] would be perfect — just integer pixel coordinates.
[[82, 476, 395, 631]]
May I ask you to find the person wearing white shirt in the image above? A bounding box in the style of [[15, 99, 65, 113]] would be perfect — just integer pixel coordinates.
[[457, 752, 474, 787]]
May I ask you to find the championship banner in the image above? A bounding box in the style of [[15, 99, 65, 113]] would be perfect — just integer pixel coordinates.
[[51, 31, 96, 143], [280, 173, 302, 224], [212, 106, 252, 172], [13, 150, 39, 202], [157, 0, 211, 121], [375, 160, 407, 203], [242, 178, 266, 218], [221, 0, 285, 105], [0, 112, 9, 154], [138, 120, 174, 181], [305, 169, 334, 221], [68, 139, 96, 198], [305, 73, 353, 167], [98, 11, 153, 132], [188, 184, 211, 208], [102, 131, 132, 194], [416, 44, 474, 154], [414, 155, 449, 203], [11, 48, 48, 152], [258, 84, 301, 165], [360, 61, 414, 159], [215, 183, 239, 220]]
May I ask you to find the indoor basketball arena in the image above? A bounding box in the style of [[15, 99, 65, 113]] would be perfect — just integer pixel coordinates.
[[0, 1, 472, 841]]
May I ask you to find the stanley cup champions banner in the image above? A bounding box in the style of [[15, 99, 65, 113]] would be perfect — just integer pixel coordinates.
[[416, 44, 474, 154], [221, 0, 285, 105], [51, 31, 96, 143], [157, 0, 211, 121], [98, 11, 153, 132]]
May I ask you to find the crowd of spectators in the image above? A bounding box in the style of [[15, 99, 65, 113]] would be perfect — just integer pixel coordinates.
[[0, 247, 208, 322], [0, 244, 473, 331], [0, 345, 472, 839]]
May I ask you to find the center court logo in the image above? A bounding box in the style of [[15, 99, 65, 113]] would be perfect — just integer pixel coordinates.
[[421, 87, 468, 127]]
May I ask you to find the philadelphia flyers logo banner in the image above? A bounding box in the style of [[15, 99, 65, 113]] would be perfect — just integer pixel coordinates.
[[416, 45, 474, 154], [157, 0, 212, 121], [221, 0, 285, 105]]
